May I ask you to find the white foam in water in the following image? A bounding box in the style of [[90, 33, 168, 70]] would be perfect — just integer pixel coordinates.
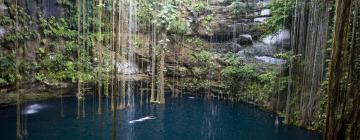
[[23, 104, 48, 115], [115, 61, 139, 75], [0, 26, 6, 37], [260, 9, 271, 16], [188, 97, 195, 99], [262, 29, 290, 45], [254, 9, 271, 23], [254, 17, 268, 23], [255, 56, 286, 65], [129, 116, 156, 124]]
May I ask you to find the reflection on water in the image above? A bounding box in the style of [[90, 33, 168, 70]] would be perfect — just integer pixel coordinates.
[[23, 104, 48, 115], [188, 96, 196, 99], [201, 100, 220, 140], [0, 94, 322, 140]]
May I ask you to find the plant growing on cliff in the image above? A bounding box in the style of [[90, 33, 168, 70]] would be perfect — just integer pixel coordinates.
[[0, 6, 35, 88], [191, 1, 206, 12], [137, 0, 155, 24], [262, 0, 294, 35], [221, 54, 255, 95], [0, 6, 35, 46], [35, 48, 94, 84], [39, 16, 77, 39], [156, 3, 187, 35], [0, 53, 16, 86], [193, 50, 215, 76], [230, 0, 248, 18]]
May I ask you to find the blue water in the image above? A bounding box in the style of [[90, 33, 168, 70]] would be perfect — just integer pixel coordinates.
[[0, 96, 321, 140]]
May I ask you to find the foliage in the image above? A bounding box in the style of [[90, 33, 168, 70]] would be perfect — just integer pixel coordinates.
[[312, 86, 328, 131], [274, 52, 292, 60], [274, 52, 292, 67], [137, 0, 155, 24], [221, 54, 256, 94], [191, 1, 206, 12], [219, 53, 287, 104], [193, 50, 215, 75], [194, 51, 213, 65], [0, 6, 35, 45], [39, 16, 77, 39], [0, 16, 13, 26], [263, 0, 295, 35], [205, 14, 214, 22], [185, 37, 205, 49], [0, 6, 36, 87], [35, 49, 94, 83], [0, 53, 16, 86], [230, 0, 248, 17], [34, 0, 95, 84], [156, 3, 187, 34]]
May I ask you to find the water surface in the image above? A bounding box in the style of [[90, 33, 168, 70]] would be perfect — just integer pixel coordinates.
[[0, 95, 321, 140]]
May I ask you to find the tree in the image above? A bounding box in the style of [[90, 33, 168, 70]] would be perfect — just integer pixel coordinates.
[[325, 0, 354, 139]]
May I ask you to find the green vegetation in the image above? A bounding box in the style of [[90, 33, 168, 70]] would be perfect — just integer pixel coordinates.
[[137, 0, 155, 24], [0, 52, 16, 86], [156, 3, 187, 35], [262, 0, 294, 35], [220, 53, 286, 104], [0, 6, 35, 87], [0, 0, 359, 139], [230, 0, 248, 17], [191, 1, 206, 12], [0, 6, 35, 46]]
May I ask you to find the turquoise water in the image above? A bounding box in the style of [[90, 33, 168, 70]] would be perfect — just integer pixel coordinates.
[[0, 95, 321, 140]]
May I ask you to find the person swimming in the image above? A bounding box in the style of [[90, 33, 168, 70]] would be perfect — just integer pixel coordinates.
[[129, 116, 156, 124]]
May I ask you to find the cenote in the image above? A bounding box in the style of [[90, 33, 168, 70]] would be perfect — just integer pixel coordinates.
[[1, 0, 360, 139], [0, 94, 321, 140]]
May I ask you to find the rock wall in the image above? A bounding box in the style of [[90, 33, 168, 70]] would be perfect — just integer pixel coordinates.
[[194, 0, 271, 42]]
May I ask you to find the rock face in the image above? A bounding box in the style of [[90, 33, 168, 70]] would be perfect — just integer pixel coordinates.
[[194, 1, 268, 42], [209, 42, 243, 53], [3, 0, 63, 18], [42, 0, 63, 18]]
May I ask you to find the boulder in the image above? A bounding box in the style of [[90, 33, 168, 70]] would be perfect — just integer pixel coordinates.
[[198, 20, 254, 42], [236, 34, 253, 45]]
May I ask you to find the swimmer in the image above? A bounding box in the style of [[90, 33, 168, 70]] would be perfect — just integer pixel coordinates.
[[129, 116, 156, 124]]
